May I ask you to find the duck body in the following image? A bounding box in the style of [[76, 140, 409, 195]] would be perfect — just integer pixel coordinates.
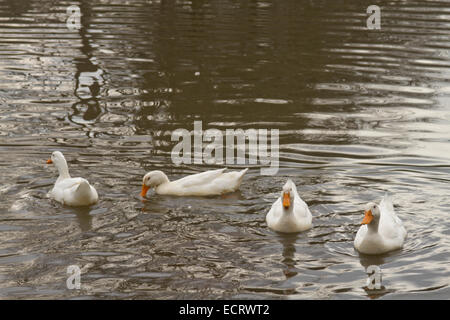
[[354, 194, 406, 255], [266, 179, 312, 233], [50, 177, 98, 206], [47, 151, 98, 206], [141, 168, 248, 197]]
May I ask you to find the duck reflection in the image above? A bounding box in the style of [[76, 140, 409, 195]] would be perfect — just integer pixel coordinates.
[[358, 252, 386, 270], [275, 233, 301, 279], [71, 206, 93, 232]]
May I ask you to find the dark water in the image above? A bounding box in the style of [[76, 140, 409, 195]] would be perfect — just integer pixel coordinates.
[[0, 0, 449, 299]]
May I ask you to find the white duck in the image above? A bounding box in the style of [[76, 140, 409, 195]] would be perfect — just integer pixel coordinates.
[[354, 194, 407, 255], [46, 151, 98, 206], [140, 168, 248, 197], [266, 179, 312, 233]]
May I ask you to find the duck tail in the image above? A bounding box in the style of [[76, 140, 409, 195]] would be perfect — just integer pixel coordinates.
[[380, 192, 394, 213], [76, 180, 91, 195], [237, 168, 249, 185]]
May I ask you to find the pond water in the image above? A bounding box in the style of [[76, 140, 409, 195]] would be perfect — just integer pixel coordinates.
[[0, 0, 449, 299]]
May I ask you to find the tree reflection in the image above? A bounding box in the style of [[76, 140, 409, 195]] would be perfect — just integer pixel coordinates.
[[69, 0, 104, 126]]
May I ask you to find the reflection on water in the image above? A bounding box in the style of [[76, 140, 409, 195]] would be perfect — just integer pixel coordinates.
[[0, 0, 449, 299], [73, 207, 94, 232], [278, 233, 300, 279]]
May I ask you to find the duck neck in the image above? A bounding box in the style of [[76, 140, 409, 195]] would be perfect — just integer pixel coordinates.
[[367, 219, 380, 233], [153, 172, 170, 191], [55, 160, 71, 180], [160, 173, 170, 184]]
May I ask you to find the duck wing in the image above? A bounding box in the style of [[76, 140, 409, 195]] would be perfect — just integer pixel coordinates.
[[174, 168, 228, 189], [51, 177, 87, 203], [210, 168, 248, 189], [55, 177, 86, 190], [379, 193, 407, 240]]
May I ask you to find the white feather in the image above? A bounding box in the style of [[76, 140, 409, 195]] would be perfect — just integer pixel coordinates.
[[142, 168, 248, 196], [266, 179, 312, 233], [354, 194, 407, 255], [47, 151, 98, 206]]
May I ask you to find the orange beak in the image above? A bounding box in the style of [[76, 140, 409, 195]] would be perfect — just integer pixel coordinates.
[[282, 192, 290, 209], [46, 159, 53, 164], [140, 184, 150, 197], [361, 210, 373, 225]]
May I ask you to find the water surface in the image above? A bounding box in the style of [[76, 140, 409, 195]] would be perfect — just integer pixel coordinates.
[[0, 0, 449, 299]]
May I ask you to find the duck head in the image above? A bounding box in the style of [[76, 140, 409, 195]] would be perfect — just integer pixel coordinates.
[[141, 170, 170, 197], [46, 151, 70, 178], [362, 202, 381, 225], [281, 179, 296, 210]]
